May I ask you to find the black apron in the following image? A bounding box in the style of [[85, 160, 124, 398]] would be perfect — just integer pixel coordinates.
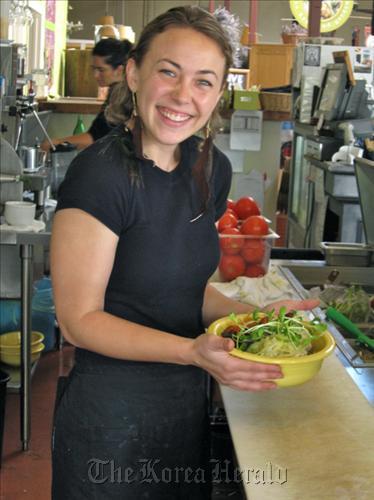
[[51, 349, 211, 499]]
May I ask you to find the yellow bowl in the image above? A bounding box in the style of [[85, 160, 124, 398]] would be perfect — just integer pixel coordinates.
[[0, 331, 44, 349], [0, 342, 45, 367], [207, 313, 335, 387]]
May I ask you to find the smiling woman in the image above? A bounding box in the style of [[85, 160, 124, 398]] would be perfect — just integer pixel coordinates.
[[124, 27, 225, 168], [50, 5, 318, 499]]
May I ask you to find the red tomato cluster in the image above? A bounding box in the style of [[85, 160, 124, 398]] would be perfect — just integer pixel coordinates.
[[217, 197, 270, 281]]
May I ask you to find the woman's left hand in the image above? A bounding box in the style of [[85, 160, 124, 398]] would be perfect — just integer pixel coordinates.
[[264, 298, 320, 314]]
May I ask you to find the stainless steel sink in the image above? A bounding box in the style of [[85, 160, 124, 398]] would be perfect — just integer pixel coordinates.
[[273, 262, 374, 405]]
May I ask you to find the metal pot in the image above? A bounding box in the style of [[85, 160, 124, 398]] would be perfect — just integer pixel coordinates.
[[19, 146, 46, 171]]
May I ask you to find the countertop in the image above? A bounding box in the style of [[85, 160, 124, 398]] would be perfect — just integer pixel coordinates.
[[0, 206, 54, 246], [38, 98, 291, 120], [220, 352, 374, 499], [38, 97, 103, 114]]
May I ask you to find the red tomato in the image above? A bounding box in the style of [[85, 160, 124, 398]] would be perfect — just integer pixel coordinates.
[[226, 208, 237, 217], [241, 239, 266, 264], [219, 228, 245, 255], [219, 254, 246, 281], [234, 197, 260, 220], [217, 211, 238, 232], [226, 198, 236, 211], [244, 264, 266, 278], [240, 215, 269, 236]]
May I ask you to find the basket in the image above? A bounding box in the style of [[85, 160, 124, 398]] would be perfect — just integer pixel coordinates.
[[281, 33, 308, 45], [259, 92, 291, 113]]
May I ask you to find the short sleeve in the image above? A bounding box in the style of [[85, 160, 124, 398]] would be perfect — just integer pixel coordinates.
[[88, 111, 112, 141], [56, 139, 130, 235], [211, 146, 232, 221]]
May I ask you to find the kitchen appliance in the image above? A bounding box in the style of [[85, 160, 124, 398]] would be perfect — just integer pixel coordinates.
[[0, 137, 23, 210], [355, 157, 374, 247], [0, 41, 26, 96], [319, 156, 374, 263], [305, 135, 343, 161], [314, 63, 348, 122], [293, 43, 374, 124]]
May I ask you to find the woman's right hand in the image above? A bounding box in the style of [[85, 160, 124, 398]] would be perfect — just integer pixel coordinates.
[[191, 333, 283, 392]]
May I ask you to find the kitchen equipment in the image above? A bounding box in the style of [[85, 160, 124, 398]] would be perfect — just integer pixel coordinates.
[[326, 307, 374, 352], [19, 146, 46, 171], [207, 313, 335, 387], [320, 242, 372, 267], [4, 201, 36, 226], [0, 137, 23, 211], [355, 157, 374, 248], [305, 136, 343, 161]]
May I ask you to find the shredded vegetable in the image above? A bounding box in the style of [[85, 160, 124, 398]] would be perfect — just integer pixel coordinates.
[[326, 286, 371, 323], [225, 308, 327, 358]]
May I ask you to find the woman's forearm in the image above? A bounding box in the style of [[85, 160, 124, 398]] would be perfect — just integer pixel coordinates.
[[58, 309, 195, 365], [41, 132, 94, 151]]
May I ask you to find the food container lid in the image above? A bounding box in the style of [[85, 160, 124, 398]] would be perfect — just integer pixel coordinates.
[[355, 157, 374, 246]]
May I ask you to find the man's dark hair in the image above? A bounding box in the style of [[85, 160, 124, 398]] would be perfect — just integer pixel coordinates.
[[92, 38, 132, 69]]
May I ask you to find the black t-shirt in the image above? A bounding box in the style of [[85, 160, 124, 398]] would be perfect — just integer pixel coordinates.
[[56, 127, 232, 366], [87, 86, 115, 141]]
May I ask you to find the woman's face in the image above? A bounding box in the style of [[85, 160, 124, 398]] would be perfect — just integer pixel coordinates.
[[91, 55, 124, 87], [126, 27, 226, 148]]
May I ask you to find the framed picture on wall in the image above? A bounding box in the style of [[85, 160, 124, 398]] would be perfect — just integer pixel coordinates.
[[227, 69, 250, 90]]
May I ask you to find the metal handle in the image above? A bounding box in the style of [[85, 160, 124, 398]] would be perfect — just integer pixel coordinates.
[[0, 174, 21, 183], [31, 109, 56, 151], [326, 307, 374, 350]]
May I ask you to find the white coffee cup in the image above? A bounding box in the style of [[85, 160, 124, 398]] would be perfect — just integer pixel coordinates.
[[4, 201, 36, 227]]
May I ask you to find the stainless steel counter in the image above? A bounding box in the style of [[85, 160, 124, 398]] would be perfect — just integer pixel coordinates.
[[0, 207, 53, 451], [219, 262, 374, 499], [272, 260, 374, 406]]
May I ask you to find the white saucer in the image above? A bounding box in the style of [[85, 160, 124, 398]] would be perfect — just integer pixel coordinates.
[[0, 220, 46, 233]]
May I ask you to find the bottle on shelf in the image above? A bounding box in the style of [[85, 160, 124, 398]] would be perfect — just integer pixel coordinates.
[[73, 115, 85, 135]]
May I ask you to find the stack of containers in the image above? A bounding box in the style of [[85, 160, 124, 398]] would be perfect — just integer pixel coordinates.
[[0, 277, 56, 352]]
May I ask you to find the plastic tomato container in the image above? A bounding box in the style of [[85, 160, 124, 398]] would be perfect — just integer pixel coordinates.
[[218, 230, 279, 281]]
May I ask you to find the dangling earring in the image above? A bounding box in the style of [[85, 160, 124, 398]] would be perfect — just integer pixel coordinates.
[[130, 91, 143, 158], [205, 119, 211, 140], [131, 91, 138, 117]]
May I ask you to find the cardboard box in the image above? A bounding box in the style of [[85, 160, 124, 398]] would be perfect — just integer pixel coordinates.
[[233, 90, 261, 111]]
